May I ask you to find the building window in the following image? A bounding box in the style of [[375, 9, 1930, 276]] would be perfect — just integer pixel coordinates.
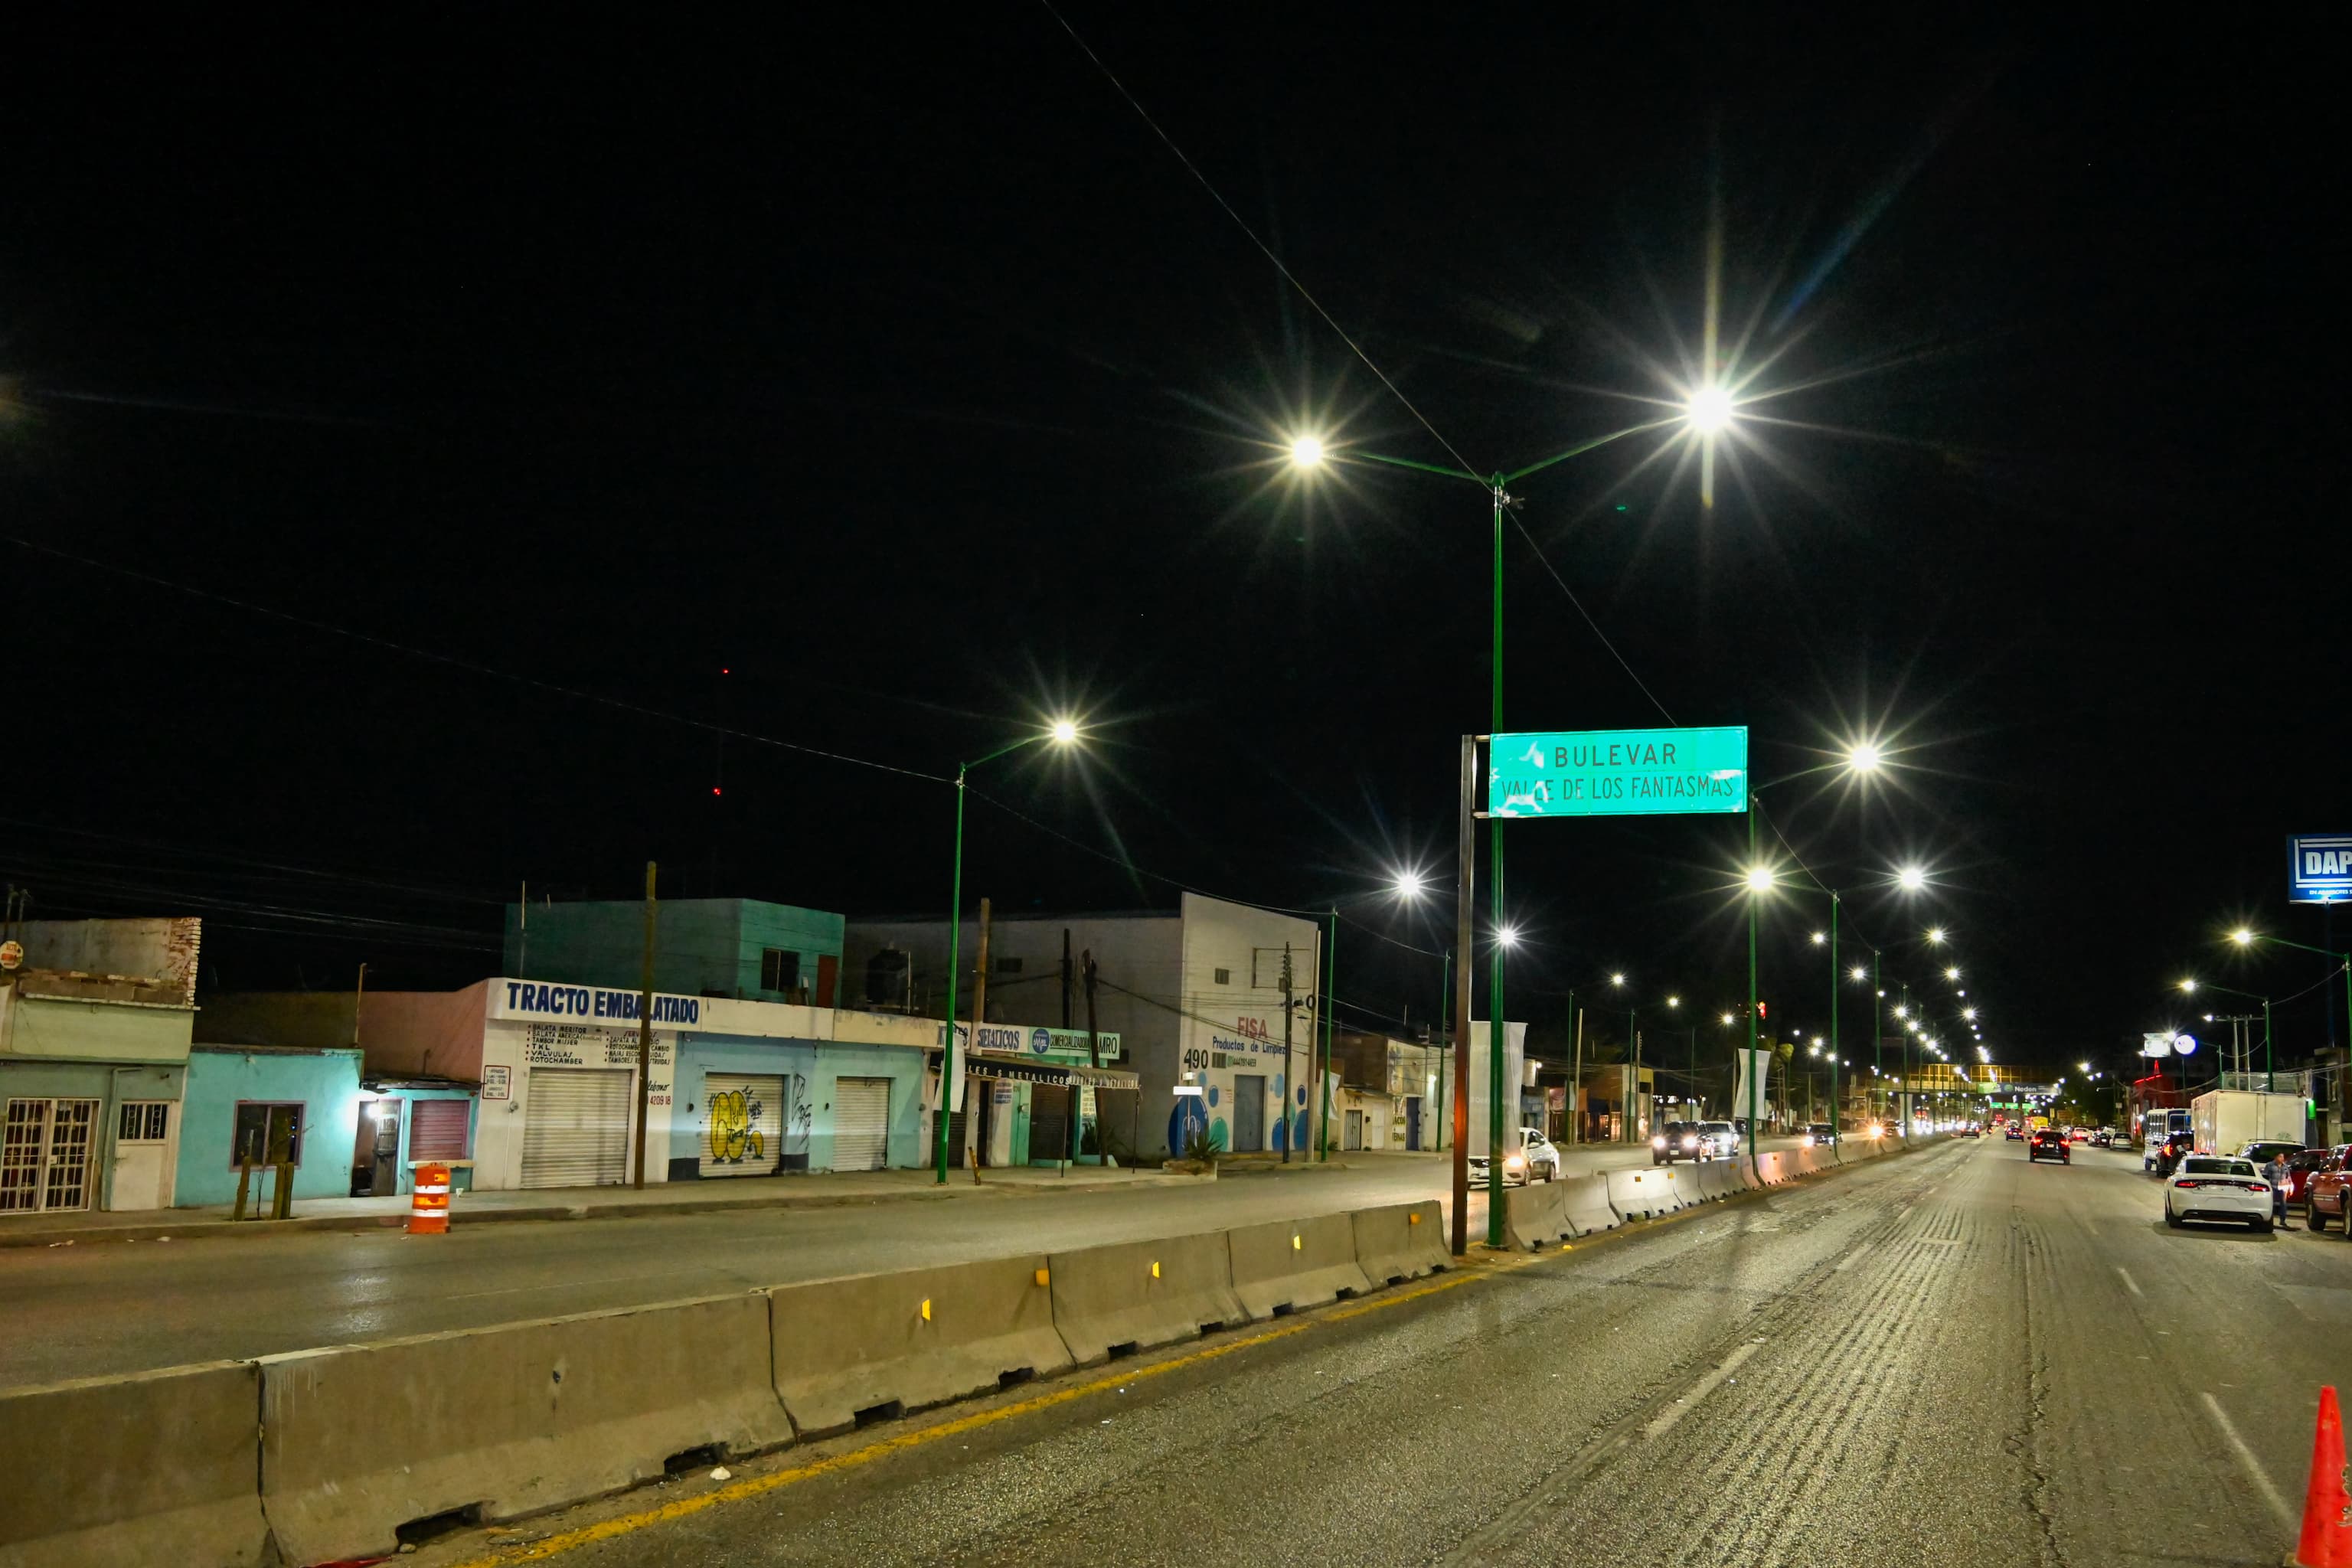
[[117, 1102, 169, 1141], [760, 948, 801, 993], [1214, 968, 1232, 986], [230, 1102, 305, 1168]]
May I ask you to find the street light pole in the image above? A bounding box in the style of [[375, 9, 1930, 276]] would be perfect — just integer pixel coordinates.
[[937, 723, 1080, 1184], [1319, 906, 1337, 1160], [1830, 894, 1841, 1157], [1746, 799, 1762, 1178]]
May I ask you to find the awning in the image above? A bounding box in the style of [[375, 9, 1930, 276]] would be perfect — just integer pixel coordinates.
[[1068, 1065, 1140, 1090]]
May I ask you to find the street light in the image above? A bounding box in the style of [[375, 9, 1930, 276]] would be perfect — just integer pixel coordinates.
[[1687, 384, 1734, 433], [1289, 436, 1325, 467], [2225, 928, 2352, 1086], [1898, 867, 1928, 891], [2173, 976, 2274, 1089], [938, 717, 1083, 1183]]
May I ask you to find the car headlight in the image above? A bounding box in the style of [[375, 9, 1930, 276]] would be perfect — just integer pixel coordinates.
[[1683, 1136, 1698, 1149], [1867, 1124, 1883, 1139], [1504, 1155, 1525, 1170], [1651, 1136, 1666, 1148]]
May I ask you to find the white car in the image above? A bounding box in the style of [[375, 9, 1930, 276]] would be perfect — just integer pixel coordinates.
[[2164, 1156, 2275, 1232], [1469, 1128, 1560, 1187]]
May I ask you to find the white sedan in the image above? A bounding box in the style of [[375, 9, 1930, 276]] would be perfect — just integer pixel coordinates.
[[1468, 1129, 1560, 1187], [2164, 1156, 2275, 1232]]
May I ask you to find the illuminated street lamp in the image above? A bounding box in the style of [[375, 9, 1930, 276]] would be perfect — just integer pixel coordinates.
[[2226, 928, 2352, 1083], [939, 718, 1083, 1183], [2175, 976, 2274, 1089]]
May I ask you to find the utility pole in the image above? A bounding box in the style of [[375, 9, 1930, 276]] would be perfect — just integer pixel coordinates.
[[1318, 909, 1337, 1161], [1280, 943, 1295, 1164], [1569, 1003, 1583, 1145], [969, 898, 991, 1172], [354, 962, 367, 1047], [633, 861, 656, 1191], [1061, 929, 1073, 1029], [1451, 734, 1475, 1256], [1083, 950, 1100, 1069]]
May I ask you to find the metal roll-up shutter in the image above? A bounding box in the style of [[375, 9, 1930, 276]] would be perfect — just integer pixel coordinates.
[[700, 1073, 784, 1178], [1030, 1084, 1072, 1164], [410, 1099, 472, 1162], [834, 1077, 891, 1171], [521, 1069, 631, 1188]]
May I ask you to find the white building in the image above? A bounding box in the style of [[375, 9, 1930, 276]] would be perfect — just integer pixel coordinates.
[[847, 893, 1334, 1161]]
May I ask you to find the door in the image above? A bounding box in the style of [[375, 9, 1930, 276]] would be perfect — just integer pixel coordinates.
[[815, 954, 839, 1008], [1233, 1074, 1266, 1153], [354, 1099, 402, 1196], [701, 1073, 783, 1178], [1344, 1108, 1364, 1152], [834, 1077, 890, 1171], [1031, 1084, 1072, 1163], [1405, 1096, 1422, 1152], [112, 1100, 175, 1210], [2, 1099, 100, 1213], [521, 1069, 631, 1188]]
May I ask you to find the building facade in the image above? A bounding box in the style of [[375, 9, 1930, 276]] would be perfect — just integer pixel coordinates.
[[505, 897, 847, 1007], [847, 892, 1337, 1161], [0, 917, 201, 1215]]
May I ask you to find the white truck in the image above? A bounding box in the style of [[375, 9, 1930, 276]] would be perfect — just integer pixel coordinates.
[[2190, 1089, 2306, 1157]]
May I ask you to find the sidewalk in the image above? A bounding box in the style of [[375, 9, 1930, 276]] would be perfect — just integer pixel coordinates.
[[0, 1161, 1216, 1248]]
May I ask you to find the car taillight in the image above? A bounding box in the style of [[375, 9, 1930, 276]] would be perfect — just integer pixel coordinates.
[[2249, 1183, 2269, 1194], [2174, 1180, 2198, 1188]]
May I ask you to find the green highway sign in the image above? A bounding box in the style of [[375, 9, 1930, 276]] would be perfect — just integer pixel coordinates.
[[1486, 727, 1749, 818]]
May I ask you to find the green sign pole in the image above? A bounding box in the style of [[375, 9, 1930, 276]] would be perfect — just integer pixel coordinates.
[[1487, 479, 1507, 1246], [1747, 795, 1761, 1180]]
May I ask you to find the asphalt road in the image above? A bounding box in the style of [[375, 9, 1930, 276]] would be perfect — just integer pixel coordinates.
[[405, 1135, 2352, 1568], [2, 1140, 1740, 1385]]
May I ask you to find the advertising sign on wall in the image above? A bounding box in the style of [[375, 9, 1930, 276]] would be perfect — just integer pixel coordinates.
[[2288, 834, 2352, 904]]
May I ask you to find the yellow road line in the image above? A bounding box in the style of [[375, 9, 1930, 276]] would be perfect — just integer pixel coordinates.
[[446, 1266, 1487, 1566]]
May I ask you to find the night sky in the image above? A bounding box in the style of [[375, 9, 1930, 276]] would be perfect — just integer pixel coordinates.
[[3, 12, 2342, 1079]]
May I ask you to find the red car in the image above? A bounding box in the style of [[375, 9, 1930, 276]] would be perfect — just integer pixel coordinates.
[[2302, 1146, 2352, 1231]]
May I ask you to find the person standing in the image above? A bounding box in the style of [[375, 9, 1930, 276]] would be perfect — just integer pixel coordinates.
[[2263, 1151, 2291, 1228]]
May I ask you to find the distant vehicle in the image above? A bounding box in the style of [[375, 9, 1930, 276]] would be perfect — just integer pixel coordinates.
[[2192, 1089, 2307, 1158], [2143, 1109, 2193, 1171], [1469, 1128, 1559, 1187], [2029, 1129, 2071, 1165], [2301, 1146, 2352, 1231], [1651, 1121, 1704, 1165], [2236, 1139, 2306, 1169], [2151, 1126, 2198, 1177], [2004, 1124, 2026, 1141], [2166, 1155, 2273, 1232], [1801, 1123, 1836, 1149], [2068, 1126, 2091, 1143], [2093, 1128, 2116, 1148]]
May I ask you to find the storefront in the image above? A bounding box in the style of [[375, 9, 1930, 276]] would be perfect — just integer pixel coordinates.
[[926, 1048, 1138, 1169], [668, 1031, 925, 1181]]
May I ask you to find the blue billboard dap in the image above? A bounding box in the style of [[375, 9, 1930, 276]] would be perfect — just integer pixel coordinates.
[[2288, 834, 2352, 904], [1486, 727, 1748, 818]]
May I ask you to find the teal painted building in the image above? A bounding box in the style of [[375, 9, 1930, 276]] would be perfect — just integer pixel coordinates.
[[175, 1044, 368, 1207], [668, 1033, 926, 1181], [504, 898, 845, 1006]]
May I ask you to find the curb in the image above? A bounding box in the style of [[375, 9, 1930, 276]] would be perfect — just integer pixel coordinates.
[[0, 1171, 1214, 1249]]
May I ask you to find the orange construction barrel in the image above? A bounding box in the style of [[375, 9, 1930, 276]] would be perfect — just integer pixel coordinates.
[[408, 1161, 452, 1235]]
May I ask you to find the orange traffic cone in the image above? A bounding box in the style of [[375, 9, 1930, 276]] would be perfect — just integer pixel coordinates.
[[2293, 1386, 2352, 1568]]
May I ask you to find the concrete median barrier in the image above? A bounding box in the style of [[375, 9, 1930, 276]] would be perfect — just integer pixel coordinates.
[[1228, 1214, 1375, 1317], [258, 1292, 792, 1566], [0, 1360, 269, 1568], [1350, 1200, 1449, 1284], [767, 1256, 1070, 1439], [1734, 1155, 1766, 1190], [1557, 1172, 1619, 1236], [1606, 1165, 1684, 1220], [1696, 1160, 1742, 1200], [1504, 1178, 1573, 1250], [1756, 1149, 1793, 1184], [1049, 1230, 1244, 1367]]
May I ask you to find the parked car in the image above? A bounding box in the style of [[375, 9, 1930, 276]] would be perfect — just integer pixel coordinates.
[[2150, 1128, 2197, 1177], [1469, 1127, 1560, 1187], [2301, 1145, 2352, 1231], [1651, 1121, 1704, 1165], [2092, 1128, 2116, 1148], [2165, 1155, 2273, 1232], [2275, 1148, 2331, 1213], [1801, 1122, 1836, 1149], [2028, 1129, 2071, 1165], [2235, 1139, 2305, 1168]]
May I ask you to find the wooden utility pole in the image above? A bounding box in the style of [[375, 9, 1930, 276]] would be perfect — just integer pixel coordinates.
[[1083, 950, 1099, 1067], [1061, 929, 1073, 1029], [633, 861, 656, 1190], [969, 898, 991, 1172], [353, 962, 367, 1047]]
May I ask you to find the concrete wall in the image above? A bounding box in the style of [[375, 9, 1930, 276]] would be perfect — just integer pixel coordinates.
[[0, 993, 195, 1064], [358, 982, 492, 1080], [195, 991, 360, 1050], [175, 1046, 365, 1206], [10, 916, 201, 1003], [503, 898, 844, 1002]]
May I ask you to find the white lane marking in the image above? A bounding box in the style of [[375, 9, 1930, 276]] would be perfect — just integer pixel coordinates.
[[2116, 1266, 2142, 1298], [1834, 1241, 1874, 1272], [2201, 1392, 2294, 1526], [1645, 1342, 1760, 1440]]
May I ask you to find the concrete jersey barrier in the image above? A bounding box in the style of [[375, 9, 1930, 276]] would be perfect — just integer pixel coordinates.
[[1227, 1214, 1375, 1318], [1350, 1200, 1449, 1284], [1048, 1229, 1245, 1367], [1557, 1172, 1619, 1236], [1504, 1178, 1573, 1251], [0, 1361, 269, 1568], [258, 1292, 792, 1566], [767, 1255, 1070, 1439], [1607, 1165, 1684, 1220], [1696, 1159, 1743, 1201]]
